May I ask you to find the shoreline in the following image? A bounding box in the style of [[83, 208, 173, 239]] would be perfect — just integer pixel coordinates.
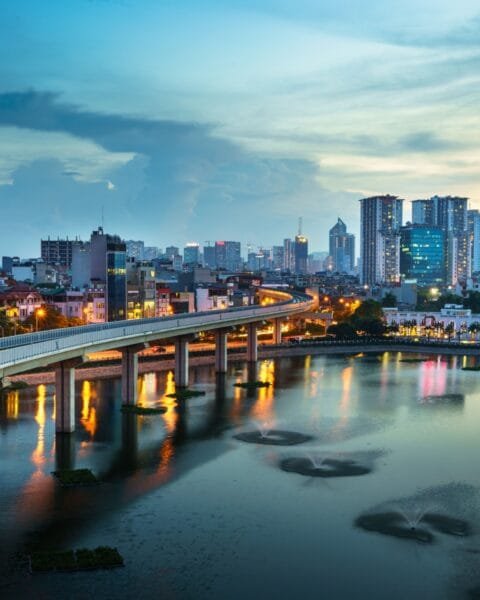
[[7, 342, 478, 387]]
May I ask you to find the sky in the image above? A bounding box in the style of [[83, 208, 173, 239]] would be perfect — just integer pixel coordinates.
[[1, 0, 480, 256]]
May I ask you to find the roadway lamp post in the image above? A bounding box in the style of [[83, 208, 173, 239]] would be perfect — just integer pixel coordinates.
[[35, 308, 46, 332]]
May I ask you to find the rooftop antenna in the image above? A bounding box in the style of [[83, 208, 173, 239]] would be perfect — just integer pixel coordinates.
[[298, 216, 303, 236], [101, 206, 105, 230]]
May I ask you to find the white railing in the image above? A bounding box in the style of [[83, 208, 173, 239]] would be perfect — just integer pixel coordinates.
[[0, 290, 313, 373]]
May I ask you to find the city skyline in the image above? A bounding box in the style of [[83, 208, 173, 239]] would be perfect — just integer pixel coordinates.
[[1, 1, 480, 255]]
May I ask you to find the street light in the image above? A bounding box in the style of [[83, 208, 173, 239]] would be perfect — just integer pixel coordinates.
[[35, 308, 46, 332]]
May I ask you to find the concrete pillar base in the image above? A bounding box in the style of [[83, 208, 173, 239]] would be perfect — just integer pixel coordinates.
[[246, 322, 258, 363], [121, 347, 141, 405], [215, 329, 228, 373], [55, 359, 81, 433], [175, 336, 191, 388], [273, 318, 282, 345]]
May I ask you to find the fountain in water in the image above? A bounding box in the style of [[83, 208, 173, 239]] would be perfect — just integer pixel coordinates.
[[355, 503, 470, 543], [280, 451, 371, 478], [234, 420, 313, 446]]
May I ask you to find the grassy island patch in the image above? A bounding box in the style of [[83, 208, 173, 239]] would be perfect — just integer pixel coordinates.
[[121, 404, 167, 415], [30, 546, 124, 573], [461, 366, 480, 371], [234, 381, 271, 389], [53, 469, 99, 486], [165, 389, 206, 400]]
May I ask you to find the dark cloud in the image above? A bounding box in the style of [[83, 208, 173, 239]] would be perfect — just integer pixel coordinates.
[[0, 90, 358, 254]]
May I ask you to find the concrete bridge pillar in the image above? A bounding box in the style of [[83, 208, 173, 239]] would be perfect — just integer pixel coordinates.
[[273, 318, 283, 345], [246, 322, 258, 363], [121, 345, 144, 405], [55, 359, 81, 433], [215, 328, 229, 373], [175, 336, 191, 388]]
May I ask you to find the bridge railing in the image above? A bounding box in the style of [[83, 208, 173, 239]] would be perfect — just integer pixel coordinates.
[[0, 290, 313, 369]]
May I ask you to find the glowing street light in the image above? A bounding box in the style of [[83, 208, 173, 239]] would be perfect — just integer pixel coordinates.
[[35, 308, 46, 332]]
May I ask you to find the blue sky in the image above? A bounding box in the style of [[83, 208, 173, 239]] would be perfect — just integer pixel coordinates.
[[1, 0, 479, 256]]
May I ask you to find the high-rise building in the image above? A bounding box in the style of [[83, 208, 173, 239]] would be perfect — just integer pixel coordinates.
[[271, 246, 284, 270], [294, 235, 308, 274], [203, 245, 216, 269], [411, 200, 434, 225], [283, 239, 295, 271], [215, 241, 242, 272], [400, 224, 444, 286], [165, 246, 180, 261], [184, 243, 200, 266], [412, 196, 470, 284], [468, 209, 480, 274], [90, 227, 127, 321], [360, 195, 403, 285], [126, 240, 144, 260], [41, 237, 77, 267], [329, 218, 355, 273]]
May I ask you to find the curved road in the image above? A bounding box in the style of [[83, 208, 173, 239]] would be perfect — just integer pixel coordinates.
[[0, 289, 313, 382]]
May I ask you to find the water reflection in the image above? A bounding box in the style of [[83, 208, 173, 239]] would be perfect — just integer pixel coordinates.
[[419, 359, 448, 399], [2, 354, 479, 598], [80, 380, 97, 440]]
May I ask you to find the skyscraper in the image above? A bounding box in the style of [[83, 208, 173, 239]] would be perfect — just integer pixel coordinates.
[[203, 245, 216, 269], [183, 243, 200, 266], [468, 209, 480, 274], [294, 235, 308, 274], [400, 224, 444, 286], [411, 196, 470, 284], [283, 238, 295, 271], [360, 195, 403, 285], [215, 241, 242, 272], [329, 218, 355, 273]]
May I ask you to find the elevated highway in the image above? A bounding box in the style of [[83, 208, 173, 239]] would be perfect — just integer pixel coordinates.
[[0, 289, 314, 432]]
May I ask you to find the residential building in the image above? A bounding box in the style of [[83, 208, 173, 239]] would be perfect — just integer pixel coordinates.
[[41, 237, 77, 267], [360, 195, 403, 285], [468, 209, 480, 274]]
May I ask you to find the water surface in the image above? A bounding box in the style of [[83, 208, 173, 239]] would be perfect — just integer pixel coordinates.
[[1, 352, 480, 599]]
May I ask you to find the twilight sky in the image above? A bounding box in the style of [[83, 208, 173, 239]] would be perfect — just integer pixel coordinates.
[[1, 0, 480, 256]]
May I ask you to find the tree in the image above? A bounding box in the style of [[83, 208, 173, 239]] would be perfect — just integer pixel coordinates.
[[464, 292, 480, 313], [23, 305, 69, 331], [328, 322, 357, 339], [351, 299, 384, 322], [381, 292, 397, 308], [349, 299, 385, 336]]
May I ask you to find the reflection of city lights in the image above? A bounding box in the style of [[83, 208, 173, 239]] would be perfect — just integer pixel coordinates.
[[161, 371, 178, 434], [32, 384, 47, 468], [6, 390, 19, 419], [81, 380, 97, 439], [251, 360, 275, 421]]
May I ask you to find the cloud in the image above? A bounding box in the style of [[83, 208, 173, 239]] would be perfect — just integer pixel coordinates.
[[0, 90, 359, 254]]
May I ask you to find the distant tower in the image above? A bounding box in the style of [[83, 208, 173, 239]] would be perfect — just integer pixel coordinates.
[[294, 217, 308, 274], [329, 218, 355, 273]]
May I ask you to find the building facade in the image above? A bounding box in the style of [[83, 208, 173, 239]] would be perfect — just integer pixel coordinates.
[[329, 218, 355, 273], [400, 224, 444, 286], [360, 195, 403, 285]]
